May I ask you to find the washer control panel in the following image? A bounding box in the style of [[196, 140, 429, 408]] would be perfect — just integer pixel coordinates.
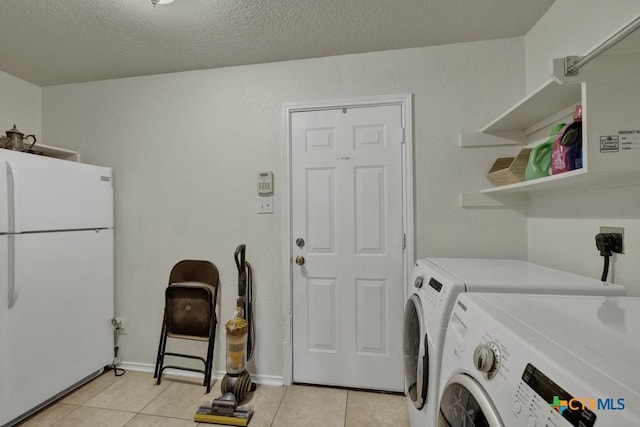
[[512, 363, 597, 427]]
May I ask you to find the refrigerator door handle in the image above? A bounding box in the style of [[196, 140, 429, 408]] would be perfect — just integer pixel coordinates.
[[6, 160, 18, 233], [7, 234, 17, 309]]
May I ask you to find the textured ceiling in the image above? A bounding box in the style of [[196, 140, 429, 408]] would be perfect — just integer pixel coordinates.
[[0, 0, 555, 87]]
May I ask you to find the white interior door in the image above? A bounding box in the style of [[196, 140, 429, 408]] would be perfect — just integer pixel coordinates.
[[291, 104, 405, 391]]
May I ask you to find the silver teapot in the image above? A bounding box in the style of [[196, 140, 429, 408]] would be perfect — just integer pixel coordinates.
[[3, 124, 37, 151]]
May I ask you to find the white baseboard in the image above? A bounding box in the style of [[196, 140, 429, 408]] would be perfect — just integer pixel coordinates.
[[119, 361, 284, 387]]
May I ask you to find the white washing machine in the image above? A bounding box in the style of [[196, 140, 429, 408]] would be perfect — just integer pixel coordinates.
[[403, 258, 626, 427], [438, 293, 640, 426]]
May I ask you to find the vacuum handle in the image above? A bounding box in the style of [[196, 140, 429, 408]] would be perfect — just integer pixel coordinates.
[[234, 244, 246, 273], [235, 244, 247, 298]]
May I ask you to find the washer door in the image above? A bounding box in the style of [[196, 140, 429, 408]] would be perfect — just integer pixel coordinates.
[[438, 374, 503, 427], [403, 294, 428, 409]]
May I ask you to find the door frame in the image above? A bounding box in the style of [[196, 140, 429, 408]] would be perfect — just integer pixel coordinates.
[[281, 94, 414, 385]]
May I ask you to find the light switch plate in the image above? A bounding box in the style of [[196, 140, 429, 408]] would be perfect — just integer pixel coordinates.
[[257, 196, 274, 214]]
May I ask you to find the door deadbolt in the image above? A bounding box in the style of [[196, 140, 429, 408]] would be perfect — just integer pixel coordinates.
[[295, 256, 305, 266], [296, 238, 305, 248]]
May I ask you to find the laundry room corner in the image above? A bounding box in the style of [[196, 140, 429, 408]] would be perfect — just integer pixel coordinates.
[[0, 71, 41, 140]]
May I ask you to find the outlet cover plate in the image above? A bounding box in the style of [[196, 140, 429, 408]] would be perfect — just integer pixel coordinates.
[[115, 317, 128, 335], [600, 226, 624, 254]]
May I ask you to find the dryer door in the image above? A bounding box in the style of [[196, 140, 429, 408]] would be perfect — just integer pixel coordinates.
[[403, 294, 428, 409], [439, 374, 503, 427]]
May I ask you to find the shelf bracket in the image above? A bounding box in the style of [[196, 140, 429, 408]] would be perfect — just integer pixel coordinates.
[[460, 193, 527, 209], [459, 132, 523, 148]]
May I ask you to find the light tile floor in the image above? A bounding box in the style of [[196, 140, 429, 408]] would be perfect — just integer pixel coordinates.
[[18, 371, 409, 427]]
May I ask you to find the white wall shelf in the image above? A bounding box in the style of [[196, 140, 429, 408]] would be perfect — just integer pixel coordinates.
[[481, 170, 640, 195], [462, 73, 640, 208], [481, 79, 581, 139], [33, 143, 79, 161]]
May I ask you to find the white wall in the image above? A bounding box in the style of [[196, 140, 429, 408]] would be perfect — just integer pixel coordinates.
[[527, 188, 640, 294], [0, 71, 41, 141], [525, 0, 640, 91], [42, 38, 527, 379], [525, 1, 640, 294]]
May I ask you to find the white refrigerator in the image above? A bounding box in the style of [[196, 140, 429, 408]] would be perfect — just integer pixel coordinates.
[[0, 149, 114, 426]]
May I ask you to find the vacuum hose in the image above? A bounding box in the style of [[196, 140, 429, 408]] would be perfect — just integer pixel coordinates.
[[234, 244, 255, 361], [245, 261, 254, 361]]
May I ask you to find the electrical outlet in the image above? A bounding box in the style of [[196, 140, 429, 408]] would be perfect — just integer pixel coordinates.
[[600, 226, 624, 254], [114, 317, 128, 335]]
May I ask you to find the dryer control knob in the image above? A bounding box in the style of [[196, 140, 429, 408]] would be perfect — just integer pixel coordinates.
[[414, 276, 424, 289], [472, 342, 500, 377]]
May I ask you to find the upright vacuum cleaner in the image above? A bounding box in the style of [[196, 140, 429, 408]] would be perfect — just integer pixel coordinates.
[[195, 244, 256, 426]]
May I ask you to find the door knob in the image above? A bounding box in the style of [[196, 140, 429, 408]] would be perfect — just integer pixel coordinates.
[[295, 256, 305, 266]]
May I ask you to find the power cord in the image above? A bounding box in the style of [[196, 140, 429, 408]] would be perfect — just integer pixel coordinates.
[[595, 233, 623, 282], [111, 346, 125, 377], [110, 318, 126, 377]]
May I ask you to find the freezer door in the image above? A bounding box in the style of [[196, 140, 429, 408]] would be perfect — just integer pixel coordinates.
[[0, 150, 113, 232], [0, 229, 114, 425]]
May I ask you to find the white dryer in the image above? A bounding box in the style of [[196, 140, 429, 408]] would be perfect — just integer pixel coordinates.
[[403, 258, 626, 427], [438, 293, 640, 426]]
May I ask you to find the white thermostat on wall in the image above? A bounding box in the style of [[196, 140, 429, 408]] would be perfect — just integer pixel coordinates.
[[257, 171, 273, 195]]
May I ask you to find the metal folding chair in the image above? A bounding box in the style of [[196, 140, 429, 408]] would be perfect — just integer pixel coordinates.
[[153, 259, 219, 393]]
